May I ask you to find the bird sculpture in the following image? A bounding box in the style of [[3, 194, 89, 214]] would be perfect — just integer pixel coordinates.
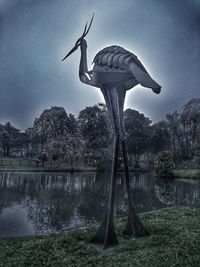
[[62, 15, 161, 249]]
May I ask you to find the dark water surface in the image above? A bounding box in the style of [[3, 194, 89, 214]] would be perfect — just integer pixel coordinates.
[[0, 171, 199, 237]]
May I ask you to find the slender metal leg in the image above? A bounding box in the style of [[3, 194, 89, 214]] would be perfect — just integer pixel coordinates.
[[121, 139, 150, 238], [90, 135, 119, 249]]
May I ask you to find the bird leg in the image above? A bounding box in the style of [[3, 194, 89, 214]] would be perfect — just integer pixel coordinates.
[[90, 134, 119, 249], [100, 86, 126, 140], [121, 139, 150, 238]]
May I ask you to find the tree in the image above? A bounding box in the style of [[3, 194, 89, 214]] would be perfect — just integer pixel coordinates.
[[0, 122, 20, 156], [64, 134, 84, 169], [124, 109, 152, 167], [150, 120, 170, 154], [166, 111, 180, 156], [44, 134, 84, 168], [181, 98, 200, 158], [32, 107, 78, 155], [78, 104, 110, 163], [13, 132, 30, 157]]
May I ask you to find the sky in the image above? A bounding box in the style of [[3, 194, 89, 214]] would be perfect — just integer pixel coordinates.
[[0, 0, 200, 130]]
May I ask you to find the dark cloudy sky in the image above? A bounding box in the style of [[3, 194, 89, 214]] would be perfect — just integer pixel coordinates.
[[0, 0, 200, 129]]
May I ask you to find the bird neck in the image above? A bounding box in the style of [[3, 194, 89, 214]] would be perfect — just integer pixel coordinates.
[[79, 41, 88, 74]]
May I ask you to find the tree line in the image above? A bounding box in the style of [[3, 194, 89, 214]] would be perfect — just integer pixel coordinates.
[[0, 98, 199, 168]]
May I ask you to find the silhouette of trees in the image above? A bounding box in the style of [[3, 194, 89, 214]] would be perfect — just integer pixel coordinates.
[[0, 98, 199, 167], [31, 107, 78, 156], [78, 104, 110, 163], [166, 111, 180, 156], [0, 122, 20, 156], [13, 132, 30, 157], [124, 109, 152, 167], [181, 98, 200, 158], [44, 134, 84, 168], [150, 120, 170, 154]]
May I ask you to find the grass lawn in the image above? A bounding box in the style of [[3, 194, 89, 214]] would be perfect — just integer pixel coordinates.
[[174, 169, 200, 179], [0, 207, 199, 267]]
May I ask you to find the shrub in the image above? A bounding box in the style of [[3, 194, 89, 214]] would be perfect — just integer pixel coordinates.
[[154, 151, 175, 178]]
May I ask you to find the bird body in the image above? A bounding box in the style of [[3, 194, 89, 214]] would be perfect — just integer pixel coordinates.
[[91, 45, 161, 94]]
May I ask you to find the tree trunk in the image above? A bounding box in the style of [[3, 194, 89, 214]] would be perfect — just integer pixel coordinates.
[[6, 146, 10, 156]]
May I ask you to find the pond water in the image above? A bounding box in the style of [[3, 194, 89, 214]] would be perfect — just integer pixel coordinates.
[[0, 171, 199, 237]]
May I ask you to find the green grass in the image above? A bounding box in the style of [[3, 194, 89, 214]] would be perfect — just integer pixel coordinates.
[[174, 169, 200, 179], [0, 207, 199, 267]]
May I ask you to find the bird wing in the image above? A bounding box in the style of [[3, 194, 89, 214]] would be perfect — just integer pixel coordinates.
[[129, 61, 161, 94]]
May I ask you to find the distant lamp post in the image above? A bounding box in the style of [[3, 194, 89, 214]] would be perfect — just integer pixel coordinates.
[[62, 15, 161, 249]]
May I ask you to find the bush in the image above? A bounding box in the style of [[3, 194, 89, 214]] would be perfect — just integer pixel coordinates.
[[154, 151, 175, 178]]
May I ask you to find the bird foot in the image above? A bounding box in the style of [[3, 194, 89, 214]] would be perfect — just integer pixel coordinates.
[[123, 209, 150, 238], [90, 213, 118, 249]]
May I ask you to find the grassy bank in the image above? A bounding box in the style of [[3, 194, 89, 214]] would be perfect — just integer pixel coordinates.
[[0, 207, 199, 267], [0, 157, 150, 172], [174, 169, 200, 179], [0, 156, 96, 172]]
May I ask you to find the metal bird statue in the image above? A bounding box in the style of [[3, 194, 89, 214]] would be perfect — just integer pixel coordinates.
[[62, 15, 161, 249]]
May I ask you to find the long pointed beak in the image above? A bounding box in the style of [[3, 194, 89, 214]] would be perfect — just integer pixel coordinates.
[[62, 46, 78, 61]]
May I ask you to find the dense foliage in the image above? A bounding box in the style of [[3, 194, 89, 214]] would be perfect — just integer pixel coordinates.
[[0, 98, 199, 168], [124, 109, 151, 167], [154, 151, 175, 177]]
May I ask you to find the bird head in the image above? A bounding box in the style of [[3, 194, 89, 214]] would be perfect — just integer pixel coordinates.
[[62, 14, 94, 61]]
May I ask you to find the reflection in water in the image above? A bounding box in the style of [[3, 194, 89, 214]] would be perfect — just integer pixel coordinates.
[[154, 180, 176, 205], [0, 171, 199, 237]]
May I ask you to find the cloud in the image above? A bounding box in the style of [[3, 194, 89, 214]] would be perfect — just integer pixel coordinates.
[[0, 0, 199, 129]]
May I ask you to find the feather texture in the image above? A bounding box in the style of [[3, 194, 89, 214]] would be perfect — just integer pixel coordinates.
[[93, 45, 147, 72]]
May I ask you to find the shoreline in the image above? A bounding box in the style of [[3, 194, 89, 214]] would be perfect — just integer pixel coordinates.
[[0, 207, 199, 266], [0, 167, 150, 173], [0, 168, 199, 178], [0, 206, 176, 240]]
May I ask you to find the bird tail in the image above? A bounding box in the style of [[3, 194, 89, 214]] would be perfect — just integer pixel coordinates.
[[152, 86, 161, 94], [129, 63, 161, 94]]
